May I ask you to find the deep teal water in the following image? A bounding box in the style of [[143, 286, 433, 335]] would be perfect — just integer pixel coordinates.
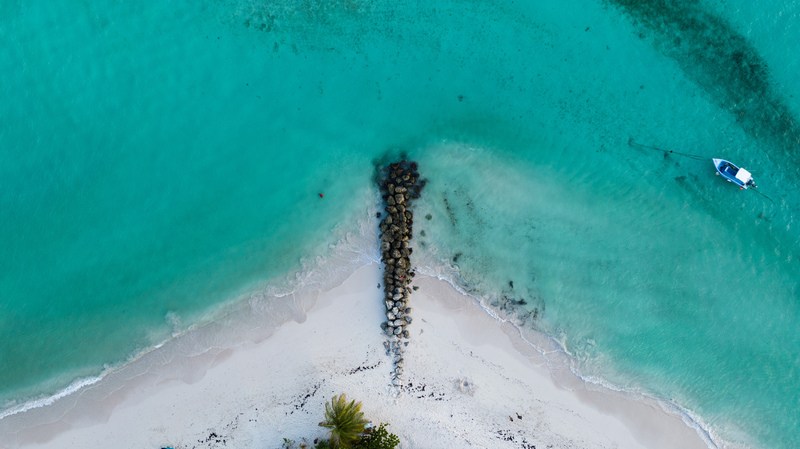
[[2, 0, 799, 447]]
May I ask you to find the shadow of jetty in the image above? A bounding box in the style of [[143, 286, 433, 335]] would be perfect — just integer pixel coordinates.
[[607, 0, 800, 169]]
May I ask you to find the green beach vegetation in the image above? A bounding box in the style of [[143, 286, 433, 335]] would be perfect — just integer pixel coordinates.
[[281, 394, 399, 449], [318, 394, 369, 448], [352, 423, 400, 449]]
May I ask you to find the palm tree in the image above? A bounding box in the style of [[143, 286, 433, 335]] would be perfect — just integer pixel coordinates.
[[318, 394, 369, 448]]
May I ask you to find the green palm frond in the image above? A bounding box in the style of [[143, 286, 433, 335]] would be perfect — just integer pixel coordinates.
[[318, 394, 369, 448]]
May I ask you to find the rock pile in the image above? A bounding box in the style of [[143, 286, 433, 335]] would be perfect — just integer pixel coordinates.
[[376, 160, 424, 387]]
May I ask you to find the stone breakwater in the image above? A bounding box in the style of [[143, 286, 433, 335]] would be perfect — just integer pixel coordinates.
[[376, 160, 425, 389]]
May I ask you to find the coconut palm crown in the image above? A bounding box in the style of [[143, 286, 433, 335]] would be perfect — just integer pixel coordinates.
[[318, 394, 369, 448]]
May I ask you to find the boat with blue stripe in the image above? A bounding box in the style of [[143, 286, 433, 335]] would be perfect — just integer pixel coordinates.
[[713, 158, 756, 190]]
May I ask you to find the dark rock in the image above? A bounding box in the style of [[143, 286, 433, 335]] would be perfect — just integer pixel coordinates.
[[378, 161, 424, 362]]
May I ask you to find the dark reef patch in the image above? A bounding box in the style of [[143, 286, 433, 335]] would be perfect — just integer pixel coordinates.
[[606, 0, 800, 168], [442, 194, 458, 228]]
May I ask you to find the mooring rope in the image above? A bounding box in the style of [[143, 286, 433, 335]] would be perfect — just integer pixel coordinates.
[[628, 138, 778, 204], [751, 188, 777, 204], [628, 138, 707, 161]]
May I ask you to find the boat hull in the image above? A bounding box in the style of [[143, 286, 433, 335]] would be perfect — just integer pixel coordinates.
[[712, 158, 752, 189]]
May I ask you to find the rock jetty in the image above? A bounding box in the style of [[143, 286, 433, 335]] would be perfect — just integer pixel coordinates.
[[376, 160, 424, 389]]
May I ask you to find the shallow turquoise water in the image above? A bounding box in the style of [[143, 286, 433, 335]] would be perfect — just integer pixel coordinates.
[[2, 0, 799, 447]]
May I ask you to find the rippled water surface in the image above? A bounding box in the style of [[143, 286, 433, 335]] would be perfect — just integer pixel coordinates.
[[2, 0, 799, 447]]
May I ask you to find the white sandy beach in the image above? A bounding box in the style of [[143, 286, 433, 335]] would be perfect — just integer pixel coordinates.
[[2, 263, 709, 449]]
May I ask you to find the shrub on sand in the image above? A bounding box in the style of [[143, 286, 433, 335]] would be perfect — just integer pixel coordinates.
[[354, 423, 399, 449]]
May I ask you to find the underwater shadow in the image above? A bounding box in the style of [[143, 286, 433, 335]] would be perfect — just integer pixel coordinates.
[[606, 0, 800, 173]]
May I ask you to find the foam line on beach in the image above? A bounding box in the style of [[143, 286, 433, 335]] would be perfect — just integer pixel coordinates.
[[0, 205, 383, 446], [0, 376, 102, 421], [414, 261, 722, 449], [3, 261, 709, 449], [0, 207, 716, 449]]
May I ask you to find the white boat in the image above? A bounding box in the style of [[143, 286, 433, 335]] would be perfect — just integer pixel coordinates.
[[713, 158, 756, 189]]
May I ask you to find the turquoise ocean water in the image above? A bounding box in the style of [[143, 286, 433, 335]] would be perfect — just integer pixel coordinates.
[[2, 0, 799, 447]]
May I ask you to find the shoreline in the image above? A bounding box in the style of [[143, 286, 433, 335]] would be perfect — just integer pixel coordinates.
[[415, 267, 721, 449], [1, 257, 710, 449]]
